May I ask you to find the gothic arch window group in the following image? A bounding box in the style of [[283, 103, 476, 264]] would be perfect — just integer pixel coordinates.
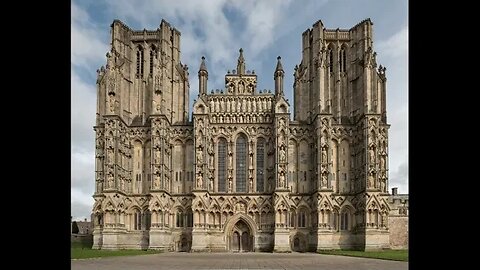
[[149, 45, 156, 76], [136, 45, 144, 78], [236, 134, 248, 192], [217, 138, 228, 192], [256, 138, 265, 192]]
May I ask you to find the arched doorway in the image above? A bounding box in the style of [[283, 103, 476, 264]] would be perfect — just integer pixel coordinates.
[[230, 220, 252, 252]]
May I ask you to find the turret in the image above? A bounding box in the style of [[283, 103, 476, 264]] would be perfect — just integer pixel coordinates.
[[274, 56, 284, 97], [198, 56, 208, 96], [237, 48, 245, 75]]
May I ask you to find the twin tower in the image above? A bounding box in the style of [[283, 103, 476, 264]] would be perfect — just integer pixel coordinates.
[[91, 18, 402, 252]]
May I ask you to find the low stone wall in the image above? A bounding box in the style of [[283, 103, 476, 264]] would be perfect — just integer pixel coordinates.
[[71, 234, 93, 248], [388, 216, 408, 249]]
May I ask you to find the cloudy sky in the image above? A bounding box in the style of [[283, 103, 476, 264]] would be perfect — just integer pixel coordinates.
[[71, 0, 408, 220]]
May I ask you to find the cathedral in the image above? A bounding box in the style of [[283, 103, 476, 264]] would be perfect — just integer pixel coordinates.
[[91, 18, 408, 252]]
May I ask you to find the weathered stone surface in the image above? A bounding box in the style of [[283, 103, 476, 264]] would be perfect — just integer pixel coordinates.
[[91, 18, 408, 252]]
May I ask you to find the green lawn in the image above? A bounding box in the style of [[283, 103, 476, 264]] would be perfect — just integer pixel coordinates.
[[71, 242, 163, 259], [318, 249, 408, 261]]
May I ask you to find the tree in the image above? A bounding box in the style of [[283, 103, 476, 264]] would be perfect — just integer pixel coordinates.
[[72, 221, 79, 234]]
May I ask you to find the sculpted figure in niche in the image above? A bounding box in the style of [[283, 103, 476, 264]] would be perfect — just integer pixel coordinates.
[[279, 146, 286, 163], [247, 99, 251, 112], [241, 99, 246, 111], [196, 173, 203, 188], [237, 99, 242, 112], [252, 98, 257, 112], [279, 171, 285, 188], [262, 99, 267, 111], [228, 150, 233, 168], [249, 178, 253, 191], [321, 147, 327, 163], [196, 147, 203, 164], [239, 82, 244, 94], [228, 177, 233, 191], [267, 99, 272, 111], [209, 99, 214, 110], [220, 98, 224, 112], [321, 173, 327, 187], [226, 99, 231, 112], [228, 83, 234, 93], [107, 173, 114, 188], [369, 148, 375, 164], [368, 173, 375, 188], [215, 99, 220, 112], [380, 156, 385, 170]]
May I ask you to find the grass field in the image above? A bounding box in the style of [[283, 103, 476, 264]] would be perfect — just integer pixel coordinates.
[[71, 242, 163, 259], [318, 249, 408, 261]]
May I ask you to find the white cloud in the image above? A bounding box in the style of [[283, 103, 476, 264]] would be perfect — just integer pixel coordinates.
[[377, 25, 408, 59], [376, 26, 409, 194], [71, 0, 409, 219], [71, 2, 109, 70]]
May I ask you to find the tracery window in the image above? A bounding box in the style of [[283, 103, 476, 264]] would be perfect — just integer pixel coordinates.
[[217, 138, 227, 192], [236, 135, 247, 192], [256, 138, 265, 192], [136, 46, 144, 77]]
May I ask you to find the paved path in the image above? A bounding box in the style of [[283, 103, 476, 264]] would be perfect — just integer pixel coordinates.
[[71, 252, 408, 270]]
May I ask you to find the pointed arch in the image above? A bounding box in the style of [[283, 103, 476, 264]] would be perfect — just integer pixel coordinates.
[[256, 137, 266, 192], [217, 137, 228, 192], [136, 45, 144, 78], [149, 44, 157, 76], [236, 133, 248, 192]]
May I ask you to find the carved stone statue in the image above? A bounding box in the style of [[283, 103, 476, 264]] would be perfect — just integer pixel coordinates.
[[380, 156, 385, 170], [196, 147, 203, 164], [154, 174, 160, 188], [249, 178, 253, 191], [196, 174, 203, 188], [321, 147, 327, 162], [107, 173, 114, 188], [321, 173, 327, 187], [226, 99, 231, 112], [155, 149, 161, 164], [369, 148, 375, 163], [228, 150, 233, 168], [279, 171, 285, 188], [279, 147, 286, 163], [368, 173, 375, 188], [228, 177, 233, 191]]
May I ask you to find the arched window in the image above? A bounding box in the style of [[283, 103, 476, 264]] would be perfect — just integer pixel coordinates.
[[186, 210, 193, 227], [340, 47, 347, 72], [176, 210, 184, 228], [217, 138, 227, 192], [256, 138, 265, 192], [298, 210, 306, 227], [290, 211, 296, 227], [149, 45, 156, 76], [134, 209, 142, 230], [136, 46, 144, 78], [328, 48, 334, 73], [133, 141, 143, 194], [341, 211, 349, 230], [236, 135, 248, 192], [143, 210, 151, 230]]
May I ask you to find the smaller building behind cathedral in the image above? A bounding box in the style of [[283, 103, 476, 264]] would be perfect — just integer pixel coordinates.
[[91, 18, 408, 252]]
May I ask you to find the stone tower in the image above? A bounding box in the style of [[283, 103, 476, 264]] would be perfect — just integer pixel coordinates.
[[293, 18, 390, 249], [91, 18, 404, 252]]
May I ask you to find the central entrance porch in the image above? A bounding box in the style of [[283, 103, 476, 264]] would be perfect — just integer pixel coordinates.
[[230, 220, 252, 252]]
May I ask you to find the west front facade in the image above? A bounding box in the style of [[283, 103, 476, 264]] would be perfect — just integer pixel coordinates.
[[91, 18, 408, 252]]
